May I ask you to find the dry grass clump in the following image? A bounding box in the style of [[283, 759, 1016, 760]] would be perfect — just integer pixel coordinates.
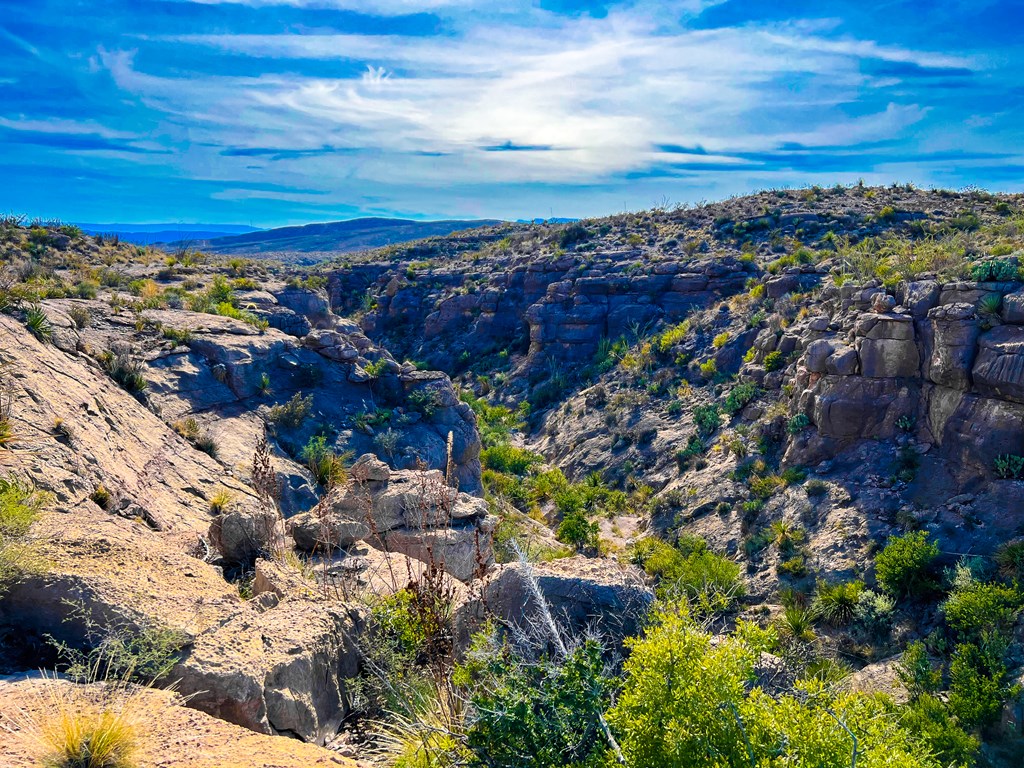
[[14, 673, 159, 768]]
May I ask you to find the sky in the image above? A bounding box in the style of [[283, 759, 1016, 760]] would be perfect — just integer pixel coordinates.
[[0, 0, 1022, 227]]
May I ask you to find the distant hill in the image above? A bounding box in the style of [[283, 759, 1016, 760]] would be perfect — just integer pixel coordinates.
[[77, 223, 260, 246], [177, 217, 503, 256]]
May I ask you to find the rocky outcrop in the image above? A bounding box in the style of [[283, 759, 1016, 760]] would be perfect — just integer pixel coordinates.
[[329, 253, 759, 375], [0, 676, 361, 768], [789, 275, 1024, 479], [1, 503, 363, 746], [289, 454, 494, 581]]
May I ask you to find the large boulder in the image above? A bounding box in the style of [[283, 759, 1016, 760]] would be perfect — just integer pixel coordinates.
[[854, 313, 919, 378], [455, 557, 654, 652], [926, 303, 981, 391], [972, 325, 1024, 403]]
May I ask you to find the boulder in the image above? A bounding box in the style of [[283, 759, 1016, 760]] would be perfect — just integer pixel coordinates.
[[382, 517, 496, 582], [455, 557, 654, 652], [210, 504, 286, 565], [973, 325, 1024, 403], [926, 303, 980, 391], [290, 511, 370, 553]]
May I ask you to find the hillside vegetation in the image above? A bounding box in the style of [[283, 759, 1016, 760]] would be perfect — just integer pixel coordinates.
[[1, 184, 1023, 767]]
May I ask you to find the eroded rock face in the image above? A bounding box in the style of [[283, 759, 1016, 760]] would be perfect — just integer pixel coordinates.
[[289, 454, 494, 581], [926, 303, 980, 390], [1, 503, 364, 746], [0, 676, 360, 768], [454, 557, 654, 652], [973, 325, 1024, 403]]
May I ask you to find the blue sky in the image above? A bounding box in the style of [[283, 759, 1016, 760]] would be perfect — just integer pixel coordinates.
[[1, 0, 1022, 226]]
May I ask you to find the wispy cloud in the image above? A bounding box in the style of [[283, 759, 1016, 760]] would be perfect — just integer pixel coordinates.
[[0, 0, 1020, 224]]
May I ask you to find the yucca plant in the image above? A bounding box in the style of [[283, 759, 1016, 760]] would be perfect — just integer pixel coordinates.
[[813, 579, 865, 626], [25, 304, 52, 342]]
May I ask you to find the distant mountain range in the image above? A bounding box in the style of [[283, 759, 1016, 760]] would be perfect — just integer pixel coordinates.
[[174, 217, 504, 256], [76, 223, 260, 246]]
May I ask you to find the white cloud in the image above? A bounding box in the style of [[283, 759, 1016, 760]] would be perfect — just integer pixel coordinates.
[[101, 9, 966, 196]]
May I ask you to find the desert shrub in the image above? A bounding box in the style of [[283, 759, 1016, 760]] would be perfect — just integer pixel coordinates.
[[723, 382, 758, 415], [301, 435, 349, 489], [698, 358, 717, 378], [813, 579, 864, 625], [941, 582, 1022, 641], [408, 387, 443, 418], [896, 641, 942, 700], [89, 485, 111, 510], [948, 633, 1020, 730], [994, 539, 1024, 581], [68, 305, 92, 328], [786, 413, 810, 434], [460, 638, 612, 768], [691, 404, 721, 437], [56, 621, 188, 686], [98, 351, 147, 393], [0, 476, 46, 596], [481, 444, 543, 476], [969, 259, 1017, 281], [875, 530, 939, 597], [161, 326, 193, 347], [853, 589, 896, 637], [267, 392, 312, 429], [630, 537, 744, 613], [482, 469, 531, 510], [712, 331, 730, 349], [609, 606, 943, 768], [901, 694, 979, 768], [763, 350, 785, 371], [556, 510, 597, 550], [655, 321, 689, 353]]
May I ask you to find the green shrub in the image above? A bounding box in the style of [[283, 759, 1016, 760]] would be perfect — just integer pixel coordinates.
[[267, 392, 312, 429], [763, 350, 785, 372], [609, 607, 943, 768], [461, 638, 612, 768], [786, 413, 810, 434], [969, 259, 1017, 281], [948, 633, 1020, 730], [555, 510, 597, 550], [814, 579, 864, 625], [481, 444, 543, 476], [853, 589, 896, 637], [54, 619, 188, 685], [301, 435, 349, 489], [723, 382, 758, 415], [896, 641, 941, 699], [941, 582, 1022, 641], [875, 530, 939, 597], [901, 694, 978, 768], [698, 358, 717, 379], [691, 404, 721, 437], [408, 387, 443, 418], [0, 476, 46, 596]]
